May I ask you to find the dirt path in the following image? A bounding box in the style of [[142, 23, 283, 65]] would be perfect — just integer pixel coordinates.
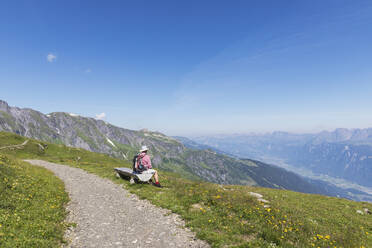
[[25, 160, 209, 248], [0, 139, 28, 150]]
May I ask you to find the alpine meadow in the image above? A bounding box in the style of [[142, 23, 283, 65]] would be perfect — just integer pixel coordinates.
[[1, 1, 372, 247]]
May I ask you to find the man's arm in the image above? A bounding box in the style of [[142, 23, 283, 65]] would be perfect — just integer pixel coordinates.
[[143, 155, 152, 169]]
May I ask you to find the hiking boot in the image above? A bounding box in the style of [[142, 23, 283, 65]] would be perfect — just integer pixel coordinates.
[[153, 182, 162, 188]]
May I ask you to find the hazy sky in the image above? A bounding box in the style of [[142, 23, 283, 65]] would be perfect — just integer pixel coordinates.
[[1, 0, 372, 135]]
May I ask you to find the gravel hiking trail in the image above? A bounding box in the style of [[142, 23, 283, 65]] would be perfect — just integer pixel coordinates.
[[25, 160, 209, 248]]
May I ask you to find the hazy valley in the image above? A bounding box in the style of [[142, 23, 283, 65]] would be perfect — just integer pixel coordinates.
[[191, 130, 372, 201]]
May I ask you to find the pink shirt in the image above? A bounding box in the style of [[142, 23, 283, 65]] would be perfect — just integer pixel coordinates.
[[138, 152, 152, 169]]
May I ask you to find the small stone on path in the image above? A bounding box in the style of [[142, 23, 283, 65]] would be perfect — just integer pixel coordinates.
[[258, 198, 270, 203], [249, 192, 263, 198]]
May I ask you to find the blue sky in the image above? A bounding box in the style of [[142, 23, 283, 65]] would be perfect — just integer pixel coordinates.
[[1, 0, 372, 135]]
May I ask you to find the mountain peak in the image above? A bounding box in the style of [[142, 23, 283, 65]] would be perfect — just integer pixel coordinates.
[[0, 99, 9, 111]]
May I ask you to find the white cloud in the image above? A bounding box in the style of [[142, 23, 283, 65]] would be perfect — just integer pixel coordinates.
[[95, 112, 106, 120], [85, 68, 92, 73], [47, 53, 57, 62]]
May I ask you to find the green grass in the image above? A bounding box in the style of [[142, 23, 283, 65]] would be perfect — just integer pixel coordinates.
[[0, 154, 69, 247], [1, 131, 372, 247]]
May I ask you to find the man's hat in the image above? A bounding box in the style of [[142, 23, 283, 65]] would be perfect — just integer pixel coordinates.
[[140, 145, 149, 152]]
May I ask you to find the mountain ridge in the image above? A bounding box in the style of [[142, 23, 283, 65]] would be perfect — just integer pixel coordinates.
[[0, 99, 361, 198]]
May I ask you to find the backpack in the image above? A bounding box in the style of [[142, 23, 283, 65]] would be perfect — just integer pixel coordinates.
[[132, 153, 145, 173]]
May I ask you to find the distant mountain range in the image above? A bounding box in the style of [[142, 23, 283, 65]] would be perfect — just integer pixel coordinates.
[[0, 99, 332, 194], [192, 129, 372, 189], [1, 99, 371, 201], [172, 136, 235, 157]]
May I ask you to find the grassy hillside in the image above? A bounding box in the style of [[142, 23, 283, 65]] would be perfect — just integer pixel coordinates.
[[0, 132, 371, 247], [0, 154, 69, 247]]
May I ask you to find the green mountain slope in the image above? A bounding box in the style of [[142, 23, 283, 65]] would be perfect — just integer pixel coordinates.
[[0, 100, 337, 196], [0, 132, 371, 248]]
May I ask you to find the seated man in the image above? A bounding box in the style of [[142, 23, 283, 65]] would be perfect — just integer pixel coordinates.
[[136, 146, 162, 187]]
